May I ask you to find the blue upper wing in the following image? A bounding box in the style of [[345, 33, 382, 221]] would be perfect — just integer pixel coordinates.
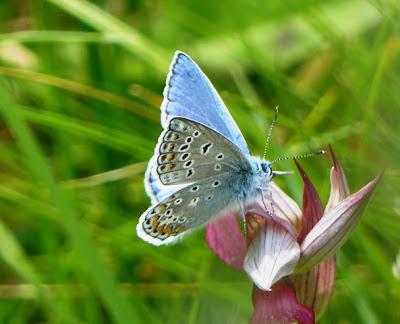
[[161, 51, 250, 154]]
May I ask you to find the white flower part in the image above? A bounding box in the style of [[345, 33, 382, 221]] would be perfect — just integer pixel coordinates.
[[325, 165, 350, 212], [256, 182, 302, 230], [243, 215, 301, 291], [269, 182, 303, 229]]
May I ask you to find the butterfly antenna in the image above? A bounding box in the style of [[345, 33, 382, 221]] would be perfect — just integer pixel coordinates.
[[271, 149, 326, 164], [262, 106, 279, 160]]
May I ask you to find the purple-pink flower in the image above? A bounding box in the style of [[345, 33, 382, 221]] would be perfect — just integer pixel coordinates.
[[206, 147, 381, 323]]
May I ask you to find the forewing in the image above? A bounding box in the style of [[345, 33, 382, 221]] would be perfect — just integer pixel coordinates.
[[161, 51, 250, 154], [137, 173, 243, 245], [156, 117, 250, 185]]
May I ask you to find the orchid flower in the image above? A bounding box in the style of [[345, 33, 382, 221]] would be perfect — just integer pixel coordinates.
[[206, 147, 381, 323]]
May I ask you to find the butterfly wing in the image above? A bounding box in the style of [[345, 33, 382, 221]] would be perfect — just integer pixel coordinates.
[[137, 172, 246, 245], [145, 117, 251, 204], [144, 52, 250, 204], [155, 117, 250, 185], [161, 51, 250, 154], [144, 156, 180, 204]]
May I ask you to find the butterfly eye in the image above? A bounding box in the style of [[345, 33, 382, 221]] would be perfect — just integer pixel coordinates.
[[261, 162, 271, 174]]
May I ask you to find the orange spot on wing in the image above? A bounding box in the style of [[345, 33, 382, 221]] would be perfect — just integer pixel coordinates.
[[150, 215, 160, 230], [155, 204, 167, 214], [165, 163, 176, 171], [174, 226, 186, 234], [166, 153, 175, 161]]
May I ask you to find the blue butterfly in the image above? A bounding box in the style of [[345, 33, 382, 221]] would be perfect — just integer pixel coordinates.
[[137, 51, 278, 245]]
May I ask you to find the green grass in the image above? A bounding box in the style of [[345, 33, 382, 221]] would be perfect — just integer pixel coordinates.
[[0, 0, 399, 323]]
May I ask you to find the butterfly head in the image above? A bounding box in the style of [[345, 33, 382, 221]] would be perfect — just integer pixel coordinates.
[[253, 157, 294, 183], [252, 158, 274, 183], [260, 161, 273, 180]]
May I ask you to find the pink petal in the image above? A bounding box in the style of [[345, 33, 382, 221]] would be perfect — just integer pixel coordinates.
[[297, 174, 382, 272], [293, 256, 336, 320], [325, 145, 350, 212], [250, 281, 315, 324], [205, 212, 246, 271], [244, 213, 300, 291], [293, 149, 343, 318], [294, 160, 324, 243]]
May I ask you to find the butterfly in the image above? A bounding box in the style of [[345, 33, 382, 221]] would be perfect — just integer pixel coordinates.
[[137, 51, 280, 246]]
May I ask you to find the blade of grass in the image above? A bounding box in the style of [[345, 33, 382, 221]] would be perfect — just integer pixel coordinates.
[[0, 185, 57, 221], [353, 226, 400, 290], [17, 105, 153, 154], [187, 255, 211, 324], [0, 30, 114, 43], [46, 0, 169, 70], [61, 162, 147, 189], [0, 66, 159, 121], [338, 257, 380, 324], [0, 220, 39, 287], [0, 218, 79, 322], [287, 122, 365, 154], [0, 282, 250, 299], [193, 0, 381, 70], [363, 36, 400, 127], [0, 185, 198, 279], [0, 79, 140, 324]]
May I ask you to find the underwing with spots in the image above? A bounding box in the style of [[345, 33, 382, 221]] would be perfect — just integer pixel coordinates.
[[137, 51, 276, 245]]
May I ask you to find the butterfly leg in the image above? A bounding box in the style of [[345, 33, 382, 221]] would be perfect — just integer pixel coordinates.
[[260, 188, 268, 211], [238, 200, 245, 220], [259, 187, 274, 217], [267, 187, 275, 216]]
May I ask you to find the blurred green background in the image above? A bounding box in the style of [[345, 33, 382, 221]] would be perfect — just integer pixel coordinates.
[[0, 0, 399, 323]]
